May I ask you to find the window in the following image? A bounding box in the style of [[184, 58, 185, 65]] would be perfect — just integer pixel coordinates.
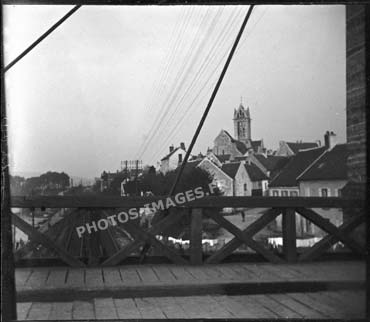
[[320, 188, 329, 197], [178, 154, 182, 163], [272, 190, 279, 197], [264, 182, 268, 190], [336, 189, 342, 197], [290, 191, 298, 197], [282, 190, 288, 197], [244, 184, 247, 191]]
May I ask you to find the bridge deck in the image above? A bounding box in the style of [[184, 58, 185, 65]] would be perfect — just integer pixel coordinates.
[[18, 290, 365, 320], [15, 261, 365, 319]]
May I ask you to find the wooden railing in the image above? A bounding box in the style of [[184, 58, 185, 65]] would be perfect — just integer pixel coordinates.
[[9, 196, 366, 267]]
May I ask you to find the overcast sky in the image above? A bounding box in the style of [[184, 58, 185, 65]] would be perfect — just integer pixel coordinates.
[[3, 5, 346, 178]]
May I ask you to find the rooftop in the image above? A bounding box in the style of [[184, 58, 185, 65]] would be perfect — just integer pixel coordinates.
[[298, 144, 348, 181], [286, 142, 319, 154], [269, 147, 326, 187]]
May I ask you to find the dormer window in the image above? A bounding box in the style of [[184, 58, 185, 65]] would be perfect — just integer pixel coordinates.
[[178, 154, 182, 163]]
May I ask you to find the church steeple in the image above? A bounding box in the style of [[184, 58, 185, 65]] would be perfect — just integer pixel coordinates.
[[233, 100, 251, 143]]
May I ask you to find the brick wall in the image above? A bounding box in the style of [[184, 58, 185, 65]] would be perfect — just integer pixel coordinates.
[[345, 5, 367, 192], [343, 5, 367, 236]]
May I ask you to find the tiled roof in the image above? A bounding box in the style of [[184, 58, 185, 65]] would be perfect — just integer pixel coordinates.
[[245, 163, 268, 181], [215, 154, 231, 163], [286, 142, 319, 154], [161, 147, 185, 161], [221, 162, 240, 179], [254, 154, 291, 171], [298, 144, 348, 181], [234, 140, 248, 154], [269, 147, 326, 187], [234, 156, 248, 161]]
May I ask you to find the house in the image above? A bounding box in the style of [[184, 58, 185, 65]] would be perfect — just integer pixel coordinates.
[[213, 103, 265, 159], [244, 162, 269, 196], [276, 140, 320, 157], [220, 161, 268, 196], [159, 142, 189, 174], [249, 153, 291, 179], [297, 143, 348, 197], [221, 162, 250, 196], [196, 158, 234, 196], [268, 146, 327, 196], [268, 131, 345, 237]]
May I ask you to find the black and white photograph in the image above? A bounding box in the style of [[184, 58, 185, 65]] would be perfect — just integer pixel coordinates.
[[1, 1, 368, 321]]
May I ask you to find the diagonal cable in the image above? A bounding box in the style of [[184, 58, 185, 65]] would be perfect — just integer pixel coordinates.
[[4, 5, 81, 72]]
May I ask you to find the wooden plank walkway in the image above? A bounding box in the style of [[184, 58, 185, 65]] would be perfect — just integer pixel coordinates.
[[17, 290, 366, 319], [16, 261, 365, 302]]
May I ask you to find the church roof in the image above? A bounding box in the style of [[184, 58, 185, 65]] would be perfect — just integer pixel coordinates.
[[223, 130, 248, 154], [215, 154, 231, 163], [234, 140, 248, 154]]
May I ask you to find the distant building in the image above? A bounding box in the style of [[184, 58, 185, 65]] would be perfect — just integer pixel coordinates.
[[213, 103, 264, 160], [159, 142, 189, 174], [100, 170, 123, 192], [221, 162, 251, 196]]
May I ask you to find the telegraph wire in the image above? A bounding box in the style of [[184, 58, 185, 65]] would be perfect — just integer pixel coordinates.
[[143, 8, 186, 114], [136, 8, 216, 160], [147, 8, 244, 163], [135, 7, 196, 158], [138, 7, 224, 160], [145, 7, 196, 115], [169, 5, 254, 195], [149, 7, 266, 164], [149, 8, 243, 152]]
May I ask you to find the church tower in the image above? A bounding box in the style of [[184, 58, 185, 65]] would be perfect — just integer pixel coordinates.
[[233, 102, 251, 143]]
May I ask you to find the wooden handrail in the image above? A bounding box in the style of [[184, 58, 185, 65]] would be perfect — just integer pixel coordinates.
[[10, 195, 365, 209]]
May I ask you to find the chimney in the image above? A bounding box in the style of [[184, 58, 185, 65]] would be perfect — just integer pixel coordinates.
[[180, 142, 186, 150], [169, 145, 174, 153], [324, 131, 337, 150]]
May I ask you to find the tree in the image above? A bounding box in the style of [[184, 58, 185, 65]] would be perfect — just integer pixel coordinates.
[[140, 165, 222, 238], [16, 171, 71, 195], [9, 175, 25, 195]]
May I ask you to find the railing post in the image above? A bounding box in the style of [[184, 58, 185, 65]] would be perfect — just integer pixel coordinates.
[[282, 208, 297, 262], [190, 208, 203, 265]]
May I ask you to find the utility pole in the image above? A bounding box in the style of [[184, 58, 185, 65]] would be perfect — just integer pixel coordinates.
[[121, 160, 142, 196]]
